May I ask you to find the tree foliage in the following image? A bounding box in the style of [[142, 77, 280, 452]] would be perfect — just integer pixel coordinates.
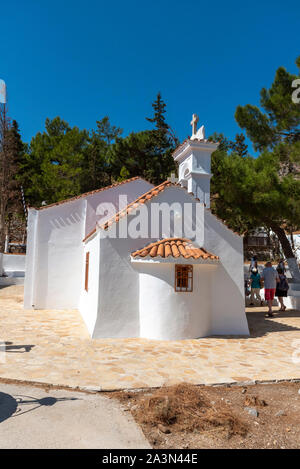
[[211, 57, 300, 266], [235, 57, 300, 151], [18, 93, 176, 206], [81, 116, 122, 192], [0, 106, 25, 250], [20, 117, 88, 206], [108, 93, 177, 185]]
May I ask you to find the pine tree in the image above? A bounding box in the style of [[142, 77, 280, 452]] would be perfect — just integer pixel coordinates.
[[231, 133, 248, 157], [82, 116, 123, 191], [146, 92, 169, 137], [20, 117, 88, 207], [145, 92, 177, 180], [109, 94, 177, 185], [146, 92, 179, 148]]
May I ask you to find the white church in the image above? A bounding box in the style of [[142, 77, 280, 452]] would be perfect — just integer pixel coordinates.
[[24, 115, 249, 340]]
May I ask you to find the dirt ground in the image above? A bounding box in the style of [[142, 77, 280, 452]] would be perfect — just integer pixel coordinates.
[[110, 381, 300, 449]]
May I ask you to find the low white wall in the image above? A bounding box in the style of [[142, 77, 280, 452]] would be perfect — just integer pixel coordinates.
[[285, 284, 300, 310], [1, 253, 26, 276], [286, 294, 300, 310], [0, 277, 24, 286], [138, 262, 213, 340]]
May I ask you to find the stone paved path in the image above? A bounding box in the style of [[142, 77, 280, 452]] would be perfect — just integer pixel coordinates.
[[0, 285, 300, 390]]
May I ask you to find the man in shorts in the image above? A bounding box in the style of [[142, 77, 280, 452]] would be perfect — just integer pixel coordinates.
[[261, 262, 279, 317]]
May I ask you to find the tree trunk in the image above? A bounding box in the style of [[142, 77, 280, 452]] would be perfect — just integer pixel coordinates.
[[270, 223, 300, 281], [0, 199, 6, 252]]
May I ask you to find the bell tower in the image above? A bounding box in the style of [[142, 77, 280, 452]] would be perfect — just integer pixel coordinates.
[[172, 114, 218, 208]]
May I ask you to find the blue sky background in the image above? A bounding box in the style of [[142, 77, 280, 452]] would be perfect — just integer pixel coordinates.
[[1, 0, 300, 154]]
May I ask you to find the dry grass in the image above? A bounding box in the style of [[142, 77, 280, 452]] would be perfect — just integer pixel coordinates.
[[244, 395, 267, 408], [110, 381, 300, 449], [118, 383, 247, 439]]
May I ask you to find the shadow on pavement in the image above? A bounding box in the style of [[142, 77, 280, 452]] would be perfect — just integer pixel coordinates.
[[0, 391, 79, 423], [0, 342, 35, 353], [246, 310, 300, 338]]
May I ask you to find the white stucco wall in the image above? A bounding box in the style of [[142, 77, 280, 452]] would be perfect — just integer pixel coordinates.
[[137, 262, 214, 340], [85, 178, 153, 236], [24, 209, 39, 308], [86, 185, 248, 339], [204, 210, 249, 335], [24, 198, 87, 309], [175, 140, 218, 209], [24, 178, 154, 310], [91, 234, 141, 338], [79, 234, 100, 335]]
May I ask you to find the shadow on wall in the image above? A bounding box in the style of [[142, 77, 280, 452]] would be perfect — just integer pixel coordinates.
[[204, 212, 243, 291], [0, 392, 79, 424], [210, 263, 249, 336], [49, 211, 83, 230], [133, 261, 175, 288]]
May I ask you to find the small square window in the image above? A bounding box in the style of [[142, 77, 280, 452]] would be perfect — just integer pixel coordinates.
[[175, 265, 193, 292]]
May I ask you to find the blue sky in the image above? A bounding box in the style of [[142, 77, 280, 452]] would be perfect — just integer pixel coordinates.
[[1, 0, 300, 154]]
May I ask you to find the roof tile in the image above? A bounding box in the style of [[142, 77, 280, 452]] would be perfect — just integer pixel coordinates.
[[131, 238, 219, 261]]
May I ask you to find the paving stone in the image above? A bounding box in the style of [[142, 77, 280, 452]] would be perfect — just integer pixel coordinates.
[[0, 285, 300, 391]]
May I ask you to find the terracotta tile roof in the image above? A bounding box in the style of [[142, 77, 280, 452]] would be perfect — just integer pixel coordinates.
[[131, 238, 219, 260], [35, 177, 146, 211]]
